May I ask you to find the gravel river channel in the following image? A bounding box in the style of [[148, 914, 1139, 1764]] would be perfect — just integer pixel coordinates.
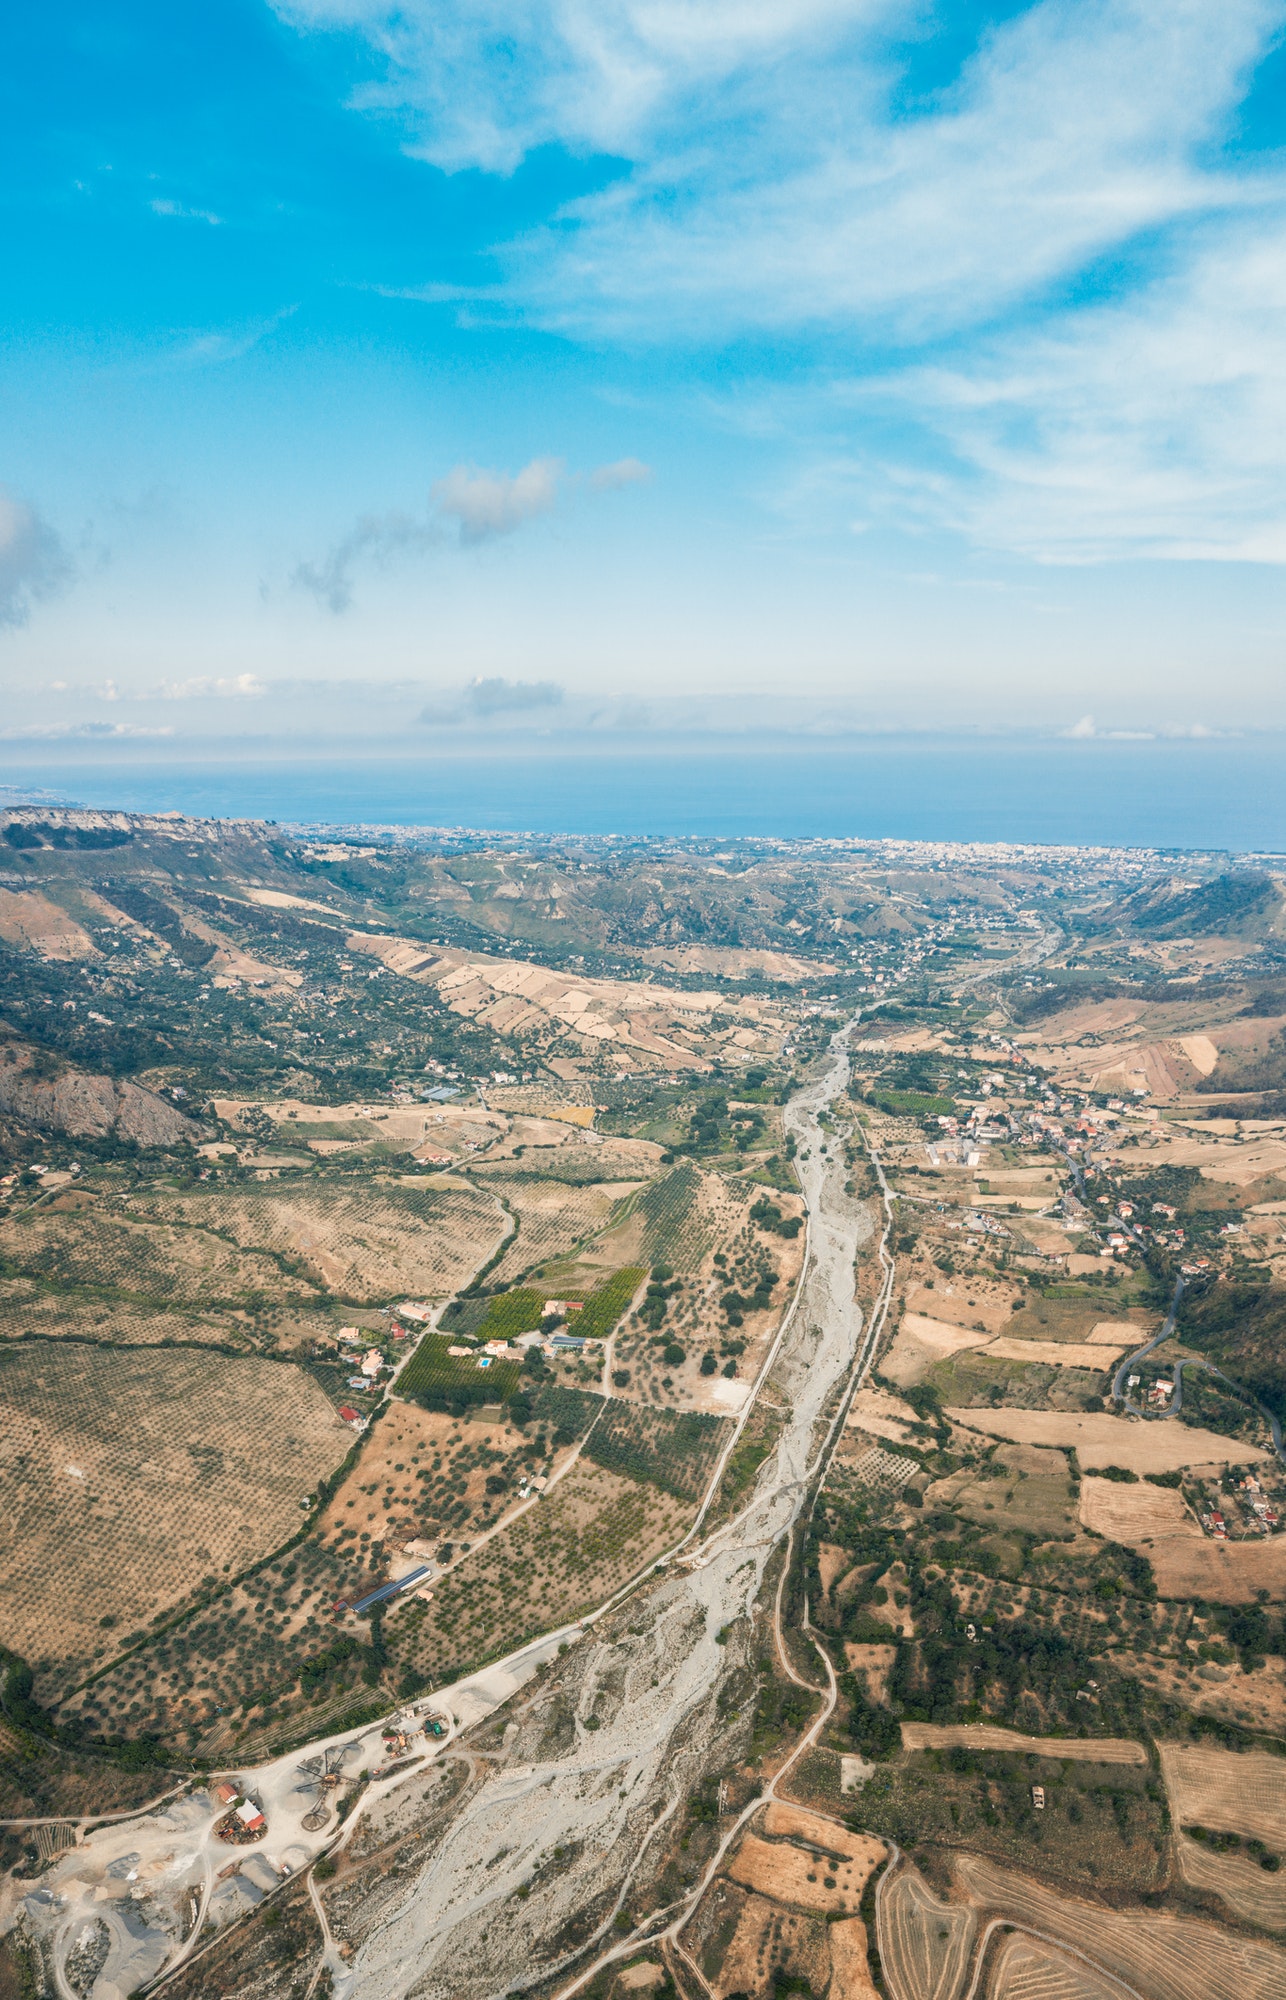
[[336, 1021, 881, 2000]]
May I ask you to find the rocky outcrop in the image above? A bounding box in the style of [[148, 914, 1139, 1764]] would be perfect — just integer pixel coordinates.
[[0, 1041, 201, 1146]]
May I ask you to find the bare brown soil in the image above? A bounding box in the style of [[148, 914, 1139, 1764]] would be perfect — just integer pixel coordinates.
[[0, 887, 97, 958], [727, 1831, 874, 1915], [947, 1408, 1269, 1474], [877, 1860, 976, 2000], [843, 1642, 897, 1702], [1177, 1835, 1286, 1932], [829, 1917, 880, 2000], [1077, 1478, 1286, 1602], [883, 1314, 992, 1385], [985, 1336, 1128, 1369], [1078, 1476, 1201, 1543], [320, 1403, 536, 1558], [953, 1852, 1286, 2000], [900, 1724, 1146, 1764], [712, 1889, 829, 1999], [988, 1931, 1120, 2000], [1158, 1743, 1286, 1848], [345, 929, 791, 1073], [904, 1280, 1015, 1333]]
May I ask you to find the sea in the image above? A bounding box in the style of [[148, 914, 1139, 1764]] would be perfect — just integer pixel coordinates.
[[4, 736, 1286, 853]]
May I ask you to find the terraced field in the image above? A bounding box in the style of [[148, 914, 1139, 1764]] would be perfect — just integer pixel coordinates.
[[954, 1854, 1286, 2000], [988, 1933, 1120, 2000], [878, 1862, 976, 2000]]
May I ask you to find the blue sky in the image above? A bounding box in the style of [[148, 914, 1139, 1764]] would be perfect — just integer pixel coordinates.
[[3, 0, 1286, 752]]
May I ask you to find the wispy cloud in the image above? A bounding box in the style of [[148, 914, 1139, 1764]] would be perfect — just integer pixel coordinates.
[[589, 456, 651, 492], [150, 674, 265, 699], [150, 197, 222, 225], [849, 209, 1286, 562], [166, 306, 296, 369], [417, 676, 565, 724], [0, 489, 72, 628], [277, 0, 1286, 567], [292, 512, 442, 612], [0, 722, 174, 741], [280, 1, 1275, 340]]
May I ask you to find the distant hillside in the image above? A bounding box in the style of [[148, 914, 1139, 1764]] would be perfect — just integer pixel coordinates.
[[0, 1035, 203, 1147], [1123, 870, 1281, 939]]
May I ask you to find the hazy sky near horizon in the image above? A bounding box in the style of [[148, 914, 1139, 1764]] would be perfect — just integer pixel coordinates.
[[4, 0, 1286, 743]]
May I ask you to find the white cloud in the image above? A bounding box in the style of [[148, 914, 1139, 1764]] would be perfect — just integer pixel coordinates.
[[276, 0, 1286, 570], [432, 456, 564, 543], [151, 674, 265, 699], [293, 451, 644, 610], [0, 490, 72, 629], [589, 456, 651, 490], [277, 0, 875, 173]]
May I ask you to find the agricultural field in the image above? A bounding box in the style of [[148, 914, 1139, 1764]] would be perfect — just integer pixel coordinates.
[[346, 927, 792, 1073], [928, 1442, 1079, 1541], [479, 1170, 641, 1286], [946, 1407, 1269, 1475], [987, 1933, 1121, 2000], [0, 1342, 350, 1698], [954, 1852, 1286, 2000], [558, 1392, 733, 1502], [321, 1401, 538, 1564], [1177, 1834, 1286, 1932], [689, 1804, 885, 1997], [899, 1726, 1146, 1764], [0, 1200, 317, 1310], [1158, 1743, 1286, 1850], [54, 1405, 544, 1756], [1077, 1476, 1286, 1603], [878, 1861, 976, 2000], [126, 1177, 506, 1301], [0, 1281, 237, 1349], [387, 1458, 691, 1688]]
